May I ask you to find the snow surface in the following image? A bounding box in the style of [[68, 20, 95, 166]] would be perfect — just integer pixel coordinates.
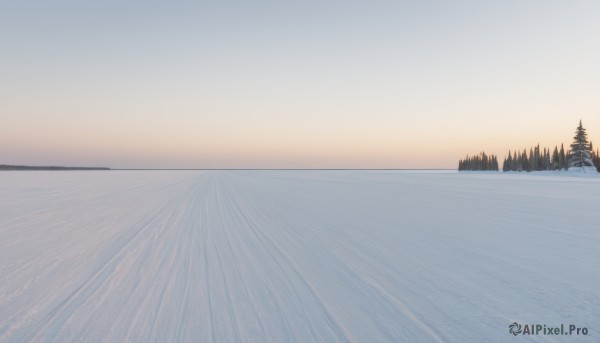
[[1, 170, 599, 342]]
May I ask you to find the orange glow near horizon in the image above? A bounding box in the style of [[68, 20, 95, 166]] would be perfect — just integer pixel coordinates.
[[3, 113, 599, 168]]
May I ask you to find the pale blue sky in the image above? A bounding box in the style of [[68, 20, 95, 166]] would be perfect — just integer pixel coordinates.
[[2, 1, 599, 168]]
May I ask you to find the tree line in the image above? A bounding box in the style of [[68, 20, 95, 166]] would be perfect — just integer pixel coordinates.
[[458, 153, 499, 171], [458, 120, 600, 172], [0, 165, 110, 171], [502, 144, 567, 172]]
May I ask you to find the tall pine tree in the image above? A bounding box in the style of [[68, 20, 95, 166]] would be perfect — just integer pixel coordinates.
[[569, 120, 593, 168]]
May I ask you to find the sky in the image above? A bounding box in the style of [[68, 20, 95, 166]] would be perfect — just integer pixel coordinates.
[[1, 1, 599, 168]]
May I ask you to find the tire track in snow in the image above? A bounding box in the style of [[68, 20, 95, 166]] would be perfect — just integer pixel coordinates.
[[213, 177, 271, 341], [218, 173, 354, 342], [8, 174, 201, 343], [210, 174, 243, 342], [217, 176, 322, 341], [21, 213, 166, 343]]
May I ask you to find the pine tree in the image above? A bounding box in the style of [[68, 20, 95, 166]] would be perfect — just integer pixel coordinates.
[[503, 151, 512, 172], [510, 150, 516, 171], [551, 146, 559, 170], [522, 149, 530, 172], [544, 148, 550, 170], [528, 148, 534, 172], [531, 143, 542, 170], [540, 148, 545, 170], [589, 143, 600, 173], [559, 144, 566, 170], [569, 120, 593, 168]]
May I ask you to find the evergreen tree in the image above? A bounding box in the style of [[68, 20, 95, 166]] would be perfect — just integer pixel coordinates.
[[541, 148, 546, 170], [589, 142, 600, 173], [559, 144, 566, 170], [510, 150, 517, 171], [534, 144, 541, 171], [503, 151, 512, 172], [529, 148, 534, 172], [569, 120, 592, 168], [551, 146, 559, 170], [590, 146, 600, 172], [544, 148, 550, 170], [522, 149, 530, 172]]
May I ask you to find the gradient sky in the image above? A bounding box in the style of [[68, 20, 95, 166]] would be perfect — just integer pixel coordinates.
[[2, 1, 599, 168]]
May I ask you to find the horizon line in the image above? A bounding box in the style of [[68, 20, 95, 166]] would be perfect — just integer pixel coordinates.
[[1, 164, 456, 171], [112, 168, 456, 170]]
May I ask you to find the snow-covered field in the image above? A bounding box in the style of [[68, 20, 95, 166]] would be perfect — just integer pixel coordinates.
[[1, 170, 599, 342]]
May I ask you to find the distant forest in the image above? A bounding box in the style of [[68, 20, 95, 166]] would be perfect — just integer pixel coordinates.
[[458, 120, 600, 173], [0, 165, 110, 171]]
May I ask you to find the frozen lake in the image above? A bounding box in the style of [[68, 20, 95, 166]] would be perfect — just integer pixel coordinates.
[[1, 170, 599, 342]]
